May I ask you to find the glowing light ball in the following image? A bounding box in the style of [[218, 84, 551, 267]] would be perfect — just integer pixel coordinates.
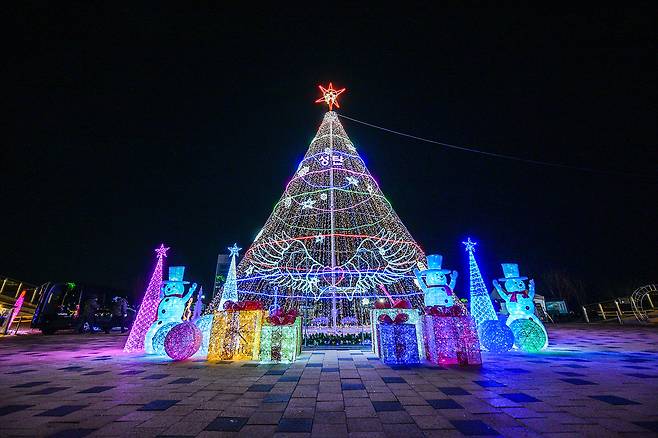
[[165, 321, 202, 361], [194, 314, 214, 357], [151, 322, 179, 356], [478, 320, 514, 353], [509, 319, 547, 352]]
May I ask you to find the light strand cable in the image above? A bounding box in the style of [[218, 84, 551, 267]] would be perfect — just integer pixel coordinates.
[[338, 113, 656, 180]]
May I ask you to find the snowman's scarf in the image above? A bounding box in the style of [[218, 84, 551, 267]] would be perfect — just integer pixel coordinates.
[[504, 289, 529, 303]]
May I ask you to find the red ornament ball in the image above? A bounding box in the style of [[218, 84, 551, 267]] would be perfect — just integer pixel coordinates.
[[164, 321, 202, 361]]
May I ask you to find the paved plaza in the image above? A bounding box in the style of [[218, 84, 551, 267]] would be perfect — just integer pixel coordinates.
[[1, 324, 658, 437]]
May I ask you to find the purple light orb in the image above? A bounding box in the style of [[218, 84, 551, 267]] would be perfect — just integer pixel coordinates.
[[164, 321, 202, 361]]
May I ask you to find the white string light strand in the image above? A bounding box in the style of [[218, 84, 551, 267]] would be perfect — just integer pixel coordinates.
[[337, 113, 656, 180]]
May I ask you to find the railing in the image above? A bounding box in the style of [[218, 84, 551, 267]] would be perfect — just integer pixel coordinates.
[[582, 291, 657, 325], [2, 315, 31, 335], [582, 298, 635, 324]]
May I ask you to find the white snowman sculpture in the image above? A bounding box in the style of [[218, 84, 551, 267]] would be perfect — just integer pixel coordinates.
[[414, 254, 458, 307], [492, 263, 548, 349], [144, 266, 197, 354]]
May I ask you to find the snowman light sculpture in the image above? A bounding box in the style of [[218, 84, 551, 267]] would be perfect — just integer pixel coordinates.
[[414, 254, 458, 307], [492, 263, 548, 350], [144, 266, 197, 354]]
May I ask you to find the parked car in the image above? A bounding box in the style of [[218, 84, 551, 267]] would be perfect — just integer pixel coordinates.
[[32, 283, 134, 334]]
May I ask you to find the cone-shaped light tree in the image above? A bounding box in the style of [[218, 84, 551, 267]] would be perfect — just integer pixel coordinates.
[[208, 85, 427, 328], [463, 238, 498, 327], [124, 244, 169, 352], [218, 244, 240, 309]]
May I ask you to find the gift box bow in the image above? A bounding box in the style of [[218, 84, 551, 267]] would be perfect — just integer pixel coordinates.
[[374, 299, 413, 309], [378, 313, 409, 325], [223, 300, 264, 311], [266, 308, 299, 325], [425, 305, 465, 317]]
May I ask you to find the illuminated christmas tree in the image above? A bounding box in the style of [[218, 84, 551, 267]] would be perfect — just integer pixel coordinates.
[[124, 244, 169, 352], [218, 244, 240, 309], [463, 238, 497, 327], [208, 84, 427, 328]]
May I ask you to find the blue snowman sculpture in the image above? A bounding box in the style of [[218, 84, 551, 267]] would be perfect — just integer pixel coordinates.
[[413, 254, 458, 307], [144, 266, 197, 354], [492, 263, 548, 350]]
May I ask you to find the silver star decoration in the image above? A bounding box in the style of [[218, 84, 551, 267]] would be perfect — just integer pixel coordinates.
[[228, 243, 242, 257], [315, 234, 325, 243], [300, 198, 316, 210], [462, 237, 477, 252]]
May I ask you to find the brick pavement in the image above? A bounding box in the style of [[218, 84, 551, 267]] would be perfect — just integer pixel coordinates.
[[1, 324, 658, 437]]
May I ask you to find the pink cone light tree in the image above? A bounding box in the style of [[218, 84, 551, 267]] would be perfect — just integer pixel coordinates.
[[124, 244, 169, 352]]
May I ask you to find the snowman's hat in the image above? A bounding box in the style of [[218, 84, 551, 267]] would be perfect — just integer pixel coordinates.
[[425, 254, 451, 274], [498, 263, 527, 281], [163, 266, 190, 284]]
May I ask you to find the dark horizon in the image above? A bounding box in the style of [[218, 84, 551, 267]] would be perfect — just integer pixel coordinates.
[[3, 6, 656, 303]]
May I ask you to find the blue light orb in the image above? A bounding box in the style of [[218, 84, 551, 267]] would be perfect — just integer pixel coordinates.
[[152, 322, 180, 356], [194, 314, 214, 357], [478, 320, 514, 353], [509, 319, 547, 353]]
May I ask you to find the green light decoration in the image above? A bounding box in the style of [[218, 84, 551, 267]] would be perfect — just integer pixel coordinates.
[[150, 321, 180, 356], [259, 318, 302, 363], [509, 319, 547, 353]]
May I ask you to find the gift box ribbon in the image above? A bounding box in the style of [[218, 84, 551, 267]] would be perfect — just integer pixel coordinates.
[[266, 308, 299, 326], [378, 313, 409, 325], [425, 305, 465, 317], [223, 300, 264, 311]]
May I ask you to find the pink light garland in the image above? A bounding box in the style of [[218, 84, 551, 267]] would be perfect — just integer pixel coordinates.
[[8, 291, 26, 329], [124, 244, 169, 353]]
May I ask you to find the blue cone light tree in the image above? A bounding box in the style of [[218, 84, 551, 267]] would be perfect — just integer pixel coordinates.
[[463, 238, 497, 327]]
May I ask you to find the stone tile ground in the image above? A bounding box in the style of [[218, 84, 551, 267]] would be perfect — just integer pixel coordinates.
[[1, 324, 658, 437]]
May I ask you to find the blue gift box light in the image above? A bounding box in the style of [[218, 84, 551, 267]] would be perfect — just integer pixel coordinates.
[[377, 323, 420, 365]]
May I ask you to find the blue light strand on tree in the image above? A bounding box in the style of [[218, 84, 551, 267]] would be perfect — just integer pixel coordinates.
[[218, 244, 241, 309], [462, 238, 497, 327]]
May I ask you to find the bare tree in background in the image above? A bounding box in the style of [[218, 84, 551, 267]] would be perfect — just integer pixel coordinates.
[[541, 270, 588, 308]]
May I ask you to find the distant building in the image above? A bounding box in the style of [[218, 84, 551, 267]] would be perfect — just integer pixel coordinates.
[[212, 254, 230, 301]]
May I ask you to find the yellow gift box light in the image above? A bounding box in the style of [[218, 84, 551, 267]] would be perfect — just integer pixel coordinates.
[[207, 309, 264, 361]]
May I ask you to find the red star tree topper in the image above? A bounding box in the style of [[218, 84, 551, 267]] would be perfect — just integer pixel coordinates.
[[315, 82, 346, 111]]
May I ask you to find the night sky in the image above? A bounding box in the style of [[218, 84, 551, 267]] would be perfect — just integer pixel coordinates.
[[4, 5, 656, 302]]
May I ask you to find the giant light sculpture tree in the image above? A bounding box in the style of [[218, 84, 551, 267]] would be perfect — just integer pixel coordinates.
[[208, 84, 427, 329]]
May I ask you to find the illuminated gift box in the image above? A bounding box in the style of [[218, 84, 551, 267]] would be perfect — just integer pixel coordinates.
[[423, 315, 482, 365], [207, 309, 265, 361], [259, 317, 302, 363], [370, 308, 424, 358], [377, 319, 421, 365]]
